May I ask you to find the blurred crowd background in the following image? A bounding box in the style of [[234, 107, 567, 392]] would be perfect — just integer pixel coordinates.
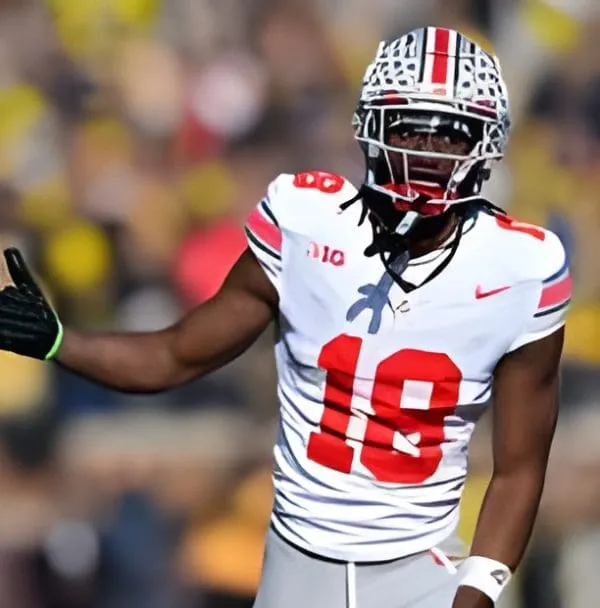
[[0, 0, 599, 606]]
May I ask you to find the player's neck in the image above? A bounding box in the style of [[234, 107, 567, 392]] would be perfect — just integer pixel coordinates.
[[407, 212, 460, 259]]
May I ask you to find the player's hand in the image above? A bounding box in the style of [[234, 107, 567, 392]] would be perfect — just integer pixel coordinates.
[[452, 585, 494, 607], [0, 248, 63, 360]]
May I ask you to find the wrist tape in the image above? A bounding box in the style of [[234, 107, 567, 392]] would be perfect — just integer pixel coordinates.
[[458, 555, 512, 603]]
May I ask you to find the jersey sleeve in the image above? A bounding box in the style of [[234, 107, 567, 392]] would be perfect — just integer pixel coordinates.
[[507, 233, 571, 352], [244, 177, 284, 294]]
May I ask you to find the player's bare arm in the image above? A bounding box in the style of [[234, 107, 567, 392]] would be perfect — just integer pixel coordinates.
[[0, 247, 277, 393], [453, 328, 564, 608]]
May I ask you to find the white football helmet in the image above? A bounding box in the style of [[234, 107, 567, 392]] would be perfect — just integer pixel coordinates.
[[352, 27, 511, 235]]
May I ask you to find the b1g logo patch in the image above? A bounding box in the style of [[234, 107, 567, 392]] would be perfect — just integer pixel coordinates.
[[306, 241, 345, 267]]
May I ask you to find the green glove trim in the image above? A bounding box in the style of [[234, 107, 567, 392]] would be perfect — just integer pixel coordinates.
[[45, 319, 64, 360]]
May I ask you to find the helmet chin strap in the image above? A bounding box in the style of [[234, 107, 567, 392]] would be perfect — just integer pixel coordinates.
[[339, 180, 481, 293], [365, 207, 468, 293]]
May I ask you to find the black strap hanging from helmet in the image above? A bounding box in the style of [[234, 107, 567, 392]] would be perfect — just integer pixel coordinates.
[[339, 190, 504, 293]]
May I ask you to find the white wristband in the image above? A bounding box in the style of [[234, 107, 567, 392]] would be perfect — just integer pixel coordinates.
[[458, 556, 512, 603]]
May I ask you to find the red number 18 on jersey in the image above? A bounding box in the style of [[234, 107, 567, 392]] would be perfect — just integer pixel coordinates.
[[307, 334, 463, 484]]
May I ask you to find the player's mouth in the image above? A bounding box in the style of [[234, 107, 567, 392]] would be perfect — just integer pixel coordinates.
[[382, 184, 453, 214], [408, 163, 453, 179], [393, 154, 455, 182], [382, 153, 455, 209]]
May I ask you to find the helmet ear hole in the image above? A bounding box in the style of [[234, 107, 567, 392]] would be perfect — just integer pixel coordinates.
[[455, 162, 489, 198], [352, 110, 363, 134]]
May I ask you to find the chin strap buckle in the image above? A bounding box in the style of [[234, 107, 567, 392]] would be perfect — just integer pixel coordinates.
[[395, 210, 419, 235]]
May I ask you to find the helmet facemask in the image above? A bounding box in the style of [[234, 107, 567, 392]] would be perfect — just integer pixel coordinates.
[[354, 104, 500, 236]]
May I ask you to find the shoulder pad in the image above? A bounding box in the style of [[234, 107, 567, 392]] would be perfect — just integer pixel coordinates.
[[266, 171, 357, 223], [488, 213, 566, 282]]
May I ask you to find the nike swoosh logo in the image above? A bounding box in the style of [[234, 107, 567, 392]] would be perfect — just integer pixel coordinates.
[[475, 285, 511, 299], [490, 569, 510, 585]]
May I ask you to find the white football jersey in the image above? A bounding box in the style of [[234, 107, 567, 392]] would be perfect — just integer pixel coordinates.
[[245, 172, 571, 563]]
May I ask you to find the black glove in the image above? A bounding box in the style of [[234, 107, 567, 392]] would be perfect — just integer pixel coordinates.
[[0, 248, 63, 360]]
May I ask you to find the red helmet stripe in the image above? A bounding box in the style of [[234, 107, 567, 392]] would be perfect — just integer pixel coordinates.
[[422, 27, 459, 96], [432, 28, 450, 86]]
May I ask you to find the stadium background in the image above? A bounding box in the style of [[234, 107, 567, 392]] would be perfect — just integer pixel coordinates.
[[0, 0, 599, 606]]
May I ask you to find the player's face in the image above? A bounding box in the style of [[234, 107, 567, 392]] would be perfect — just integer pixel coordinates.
[[386, 130, 473, 186]]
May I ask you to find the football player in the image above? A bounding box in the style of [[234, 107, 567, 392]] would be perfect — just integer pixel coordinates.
[[0, 28, 570, 607]]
